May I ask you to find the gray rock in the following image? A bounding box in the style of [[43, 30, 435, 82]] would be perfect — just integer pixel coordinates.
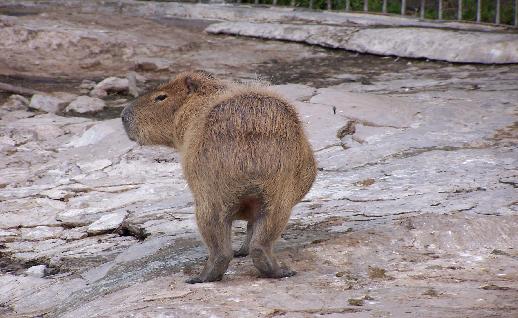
[[26, 265, 47, 278], [65, 96, 106, 113], [87, 212, 128, 235]]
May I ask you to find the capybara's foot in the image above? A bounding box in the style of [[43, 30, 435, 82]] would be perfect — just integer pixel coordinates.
[[260, 267, 296, 279], [185, 275, 223, 284], [185, 276, 204, 284]]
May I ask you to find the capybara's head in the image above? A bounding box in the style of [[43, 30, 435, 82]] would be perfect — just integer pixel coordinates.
[[121, 70, 220, 148]]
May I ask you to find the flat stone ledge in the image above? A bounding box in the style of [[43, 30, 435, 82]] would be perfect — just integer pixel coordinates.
[[206, 22, 518, 64]]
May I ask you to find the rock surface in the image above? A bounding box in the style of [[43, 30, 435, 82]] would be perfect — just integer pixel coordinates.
[[65, 96, 106, 113], [0, 2, 517, 318]]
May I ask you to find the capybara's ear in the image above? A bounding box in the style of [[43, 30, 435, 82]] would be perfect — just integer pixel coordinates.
[[185, 76, 200, 94]]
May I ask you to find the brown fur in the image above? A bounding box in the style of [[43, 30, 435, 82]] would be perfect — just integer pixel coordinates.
[[121, 71, 317, 283]]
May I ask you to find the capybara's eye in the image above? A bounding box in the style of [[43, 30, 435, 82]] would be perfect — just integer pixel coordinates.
[[154, 94, 168, 102]]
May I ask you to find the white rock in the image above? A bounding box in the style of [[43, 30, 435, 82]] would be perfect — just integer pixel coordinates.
[[87, 211, 128, 235], [26, 265, 47, 278], [77, 159, 112, 173], [1, 94, 29, 111], [29, 94, 67, 113], [65, 96, 106, 113]]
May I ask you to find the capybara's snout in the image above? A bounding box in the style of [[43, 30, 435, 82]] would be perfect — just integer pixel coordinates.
[[121, 103, 136, 141]]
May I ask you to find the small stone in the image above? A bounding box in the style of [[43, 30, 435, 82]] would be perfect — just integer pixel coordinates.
[[1, 94, 29, 111], [348, 298, 364, 306], [26, 265, 47, 278], [368, 266, 393, 280], [65, 96, 106, 113], [355, 178, 375, 187], [87, 212, 128, 235], [29, 94, 67, 113], [422, 288, 439, 297]]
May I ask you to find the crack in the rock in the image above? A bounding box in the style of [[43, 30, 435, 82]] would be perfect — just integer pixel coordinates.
[[266, 306, 367, 317], [338, 196, 399, 203], [438, 187, 486, 194], [499, 178, 517, 188], [314, 142, 341, 153]]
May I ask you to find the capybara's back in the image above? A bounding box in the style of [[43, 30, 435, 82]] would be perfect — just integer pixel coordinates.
[[121, 71, 316, 283]]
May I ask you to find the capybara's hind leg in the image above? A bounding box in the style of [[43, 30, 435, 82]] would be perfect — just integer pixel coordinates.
[[234, 222, 253, 257], [186, 206, 233, 284], [249, 205, 295, 279]]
